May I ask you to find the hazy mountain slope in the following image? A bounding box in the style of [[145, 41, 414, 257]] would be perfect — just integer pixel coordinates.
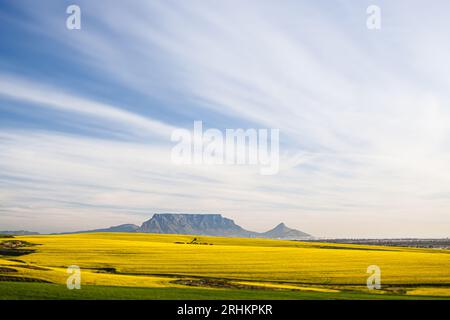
[[59, 224, 140, 234], [0, 230, 40, 236]]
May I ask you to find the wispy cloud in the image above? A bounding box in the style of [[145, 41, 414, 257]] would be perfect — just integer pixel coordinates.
[[0, 75, 176, 139], [0, 1, 449, 236]]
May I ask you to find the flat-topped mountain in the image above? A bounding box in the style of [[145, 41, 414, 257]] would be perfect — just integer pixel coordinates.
[[138, 214, 311, 239], [138, 213, 257, 237]]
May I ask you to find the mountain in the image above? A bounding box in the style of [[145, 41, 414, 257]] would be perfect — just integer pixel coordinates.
[[138, 214, 311, 239], [41, 214, 311, 239], [260, 223, 310, 239], [138, 213, 257, 237], [0, 230, 40, 236]]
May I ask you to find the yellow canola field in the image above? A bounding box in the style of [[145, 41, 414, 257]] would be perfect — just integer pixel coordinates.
[[1, 233, 449, 296]]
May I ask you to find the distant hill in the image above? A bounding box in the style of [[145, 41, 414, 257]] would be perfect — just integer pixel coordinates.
[[260, 223, 310, 239], [0, 230, 40, 236]]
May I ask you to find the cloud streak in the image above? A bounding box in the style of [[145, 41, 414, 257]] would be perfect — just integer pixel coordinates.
[[0, 0, 449, 237]]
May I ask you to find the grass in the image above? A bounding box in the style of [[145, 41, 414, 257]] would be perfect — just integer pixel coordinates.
[[0, 233, 449, 299], [1, 282, 444, 300]]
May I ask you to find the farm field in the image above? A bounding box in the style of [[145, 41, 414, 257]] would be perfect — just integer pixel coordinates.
[[1, 233, 449, 299]]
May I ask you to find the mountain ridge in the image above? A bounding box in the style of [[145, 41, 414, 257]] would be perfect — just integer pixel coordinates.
[[57, 224, 140, 235], [6, 214, 312, 240]]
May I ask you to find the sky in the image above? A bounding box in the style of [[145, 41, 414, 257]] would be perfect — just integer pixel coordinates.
[[0, 0, 449, 237]]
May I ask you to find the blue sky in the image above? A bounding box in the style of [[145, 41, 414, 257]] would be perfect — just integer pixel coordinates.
[[0, 0, 449, 237]]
